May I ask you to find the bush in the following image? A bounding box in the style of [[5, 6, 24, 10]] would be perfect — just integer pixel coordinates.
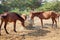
[[0, 10, 3, 14]]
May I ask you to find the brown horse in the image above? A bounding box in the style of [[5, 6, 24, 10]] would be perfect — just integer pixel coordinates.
[[0, 12, 26, 35], [30, 11, 59, 28]]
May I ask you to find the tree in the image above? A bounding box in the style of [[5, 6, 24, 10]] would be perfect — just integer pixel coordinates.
[[36, 0, 60, 12]]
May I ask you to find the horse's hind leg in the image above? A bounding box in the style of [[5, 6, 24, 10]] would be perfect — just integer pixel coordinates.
[[41, 19, 43, 28], [0, 20, 3, 35], [54, 19, 57, 28], [14, 21, 17, 32], [52, 18, 54, 28], [4, 21, 9, 34]]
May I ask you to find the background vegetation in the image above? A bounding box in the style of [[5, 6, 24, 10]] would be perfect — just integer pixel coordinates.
[[0, 0, 60, 14]]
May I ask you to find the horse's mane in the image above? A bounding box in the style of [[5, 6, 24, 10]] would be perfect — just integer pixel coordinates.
[[13, 13, 25, 21]]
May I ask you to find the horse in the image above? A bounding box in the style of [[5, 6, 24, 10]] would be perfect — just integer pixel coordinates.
[[30, 11, 59, 28], [0, 12, 26, 35]]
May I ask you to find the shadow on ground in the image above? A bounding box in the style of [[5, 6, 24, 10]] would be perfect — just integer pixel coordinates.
[[25, 29, 50, 37], [24, 25, 51, 37], [44, 23, 58, 28]]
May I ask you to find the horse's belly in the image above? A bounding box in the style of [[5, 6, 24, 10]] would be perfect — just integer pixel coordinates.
[[8, 19, 14, 22], [8, 18, 17, 22], [43, 13, 51, 19], [39, 15, 50, 19]]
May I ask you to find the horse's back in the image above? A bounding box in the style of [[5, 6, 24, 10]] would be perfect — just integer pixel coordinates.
[[2, 12, 24, 22]]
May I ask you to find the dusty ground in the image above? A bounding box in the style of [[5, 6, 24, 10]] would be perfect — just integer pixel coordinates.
[[0, 17, 60, 40]]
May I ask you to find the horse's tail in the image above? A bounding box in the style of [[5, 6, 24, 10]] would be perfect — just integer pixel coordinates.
[[58, 16, 59, 22], [57, 13, 60, 22]]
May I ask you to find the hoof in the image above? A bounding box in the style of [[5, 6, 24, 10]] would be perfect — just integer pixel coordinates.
[[0, 34, 1, 36], [6, 32, 9, 34], [14, 30, 17, 32]]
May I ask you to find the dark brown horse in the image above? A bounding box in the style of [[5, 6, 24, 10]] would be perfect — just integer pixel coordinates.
[[30, 11, 59, 28], [0, 12, 26, 35]]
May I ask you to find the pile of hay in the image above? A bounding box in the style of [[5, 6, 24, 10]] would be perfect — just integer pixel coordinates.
[[25, 19, 34, 27]]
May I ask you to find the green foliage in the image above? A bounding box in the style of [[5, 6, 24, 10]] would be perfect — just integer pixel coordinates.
[[52, 1, 60, 12], [2, 0, 41, 11], [0, 4, 10, 14], [10, 7, 30, 15], [10, 8, 20, 14], [36, 1, 60, 12], [0, 0, 60, 14], [0, 9, 3, 14]]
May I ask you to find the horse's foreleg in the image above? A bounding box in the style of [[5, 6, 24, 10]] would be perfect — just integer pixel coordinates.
[[4, 21, 9, 34], [0, 20, 3, 35], [30, 16, 34, 25], [41, 19, 43, 28], [33, 19, 34, 25], [14, 21, 17, 32], [52, 18, 54, 28], [21, 21, 25, 27]]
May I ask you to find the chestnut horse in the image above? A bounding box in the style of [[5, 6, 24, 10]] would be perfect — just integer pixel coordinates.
[[0, 12, 26, 35], [30, 11, 59, 28]]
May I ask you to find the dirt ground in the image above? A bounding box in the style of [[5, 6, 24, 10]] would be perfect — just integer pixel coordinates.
[[0, 17, 60, 40]]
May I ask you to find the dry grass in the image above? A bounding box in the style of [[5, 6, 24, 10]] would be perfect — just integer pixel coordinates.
[[0, 17, 60, 40]]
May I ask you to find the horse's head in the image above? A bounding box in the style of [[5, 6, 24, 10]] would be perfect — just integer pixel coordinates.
[[29, 11, 36, 20], [30, 11, 44, 20]]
